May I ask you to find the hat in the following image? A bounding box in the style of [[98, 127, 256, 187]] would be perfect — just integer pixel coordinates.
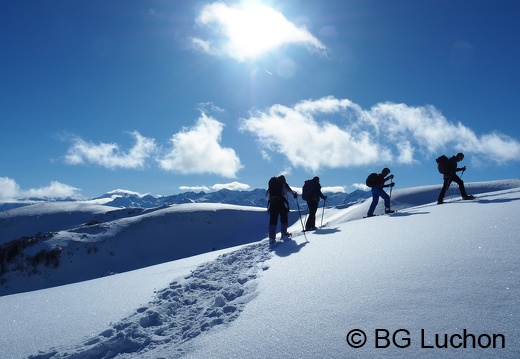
[[382, 167, 391, 176]]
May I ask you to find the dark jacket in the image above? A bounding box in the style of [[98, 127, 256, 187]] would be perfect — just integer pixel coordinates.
[[445, 156, 465, 177], [376, 174, 393, 188], [309, 179, 326, 202]]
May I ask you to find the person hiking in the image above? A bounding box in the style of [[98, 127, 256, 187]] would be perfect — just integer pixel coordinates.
[[266, 175, 298, 245], [366, 167, 395, 217], [302, 176, 327, 231], [437, 152, 475, 204]]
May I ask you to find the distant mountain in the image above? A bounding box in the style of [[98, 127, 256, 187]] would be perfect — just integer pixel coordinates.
[[0, 188, 372, 213], [94, 188, 372, 209]]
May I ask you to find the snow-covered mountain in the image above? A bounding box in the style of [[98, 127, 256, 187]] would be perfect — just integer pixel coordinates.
[[91, 187, 369, 209], [1, 187, 369, 212], [1, 179, 519, 358]]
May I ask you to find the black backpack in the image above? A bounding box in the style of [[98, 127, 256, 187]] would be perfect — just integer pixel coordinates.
[[301, 179, 316, 201], [365, 173, 378, 187], [268, 177, 284, 199], [436, 155, 449, 174]]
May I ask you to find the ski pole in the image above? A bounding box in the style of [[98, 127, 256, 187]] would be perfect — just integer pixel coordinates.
[[389, 178, 393, 202], [320, 198, 326, 228], [296, 197, 308, 242]]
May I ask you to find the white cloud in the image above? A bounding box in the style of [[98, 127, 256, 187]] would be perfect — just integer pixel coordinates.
[[23, 181, 81, 199], [0, 177, 81, 200], [0, 177, 21, 200], [211, 181, 250, 191], [178, 182, 250, 192], [65, 131, 157, 169], [158, 113, 243, 177], [191, 2, 326, 61], [322, 185, 347, 193], [367, 102, 520, 162], [351, 183, 370, 191], [106, 189, 147, 197], [240, 96, 520, 171], [239, 97, 390, 171]]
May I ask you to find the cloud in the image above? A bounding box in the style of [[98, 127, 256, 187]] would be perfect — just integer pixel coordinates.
[[0, 177, 81, 200], [240, 96, 520, 171], [61, 112, 242, 178], [178, 182, 250, 192], [351, 183, 370, 191], [191, 2, 326, 61], [158, 112, 243, 177], [239, 97, 390, 171], [24, 181, 81, 199], [367, 102, 520, 162], [211, 181, 250, 191], [0, 177, 21, 200], [322, 185, 347, 193], [65, 131, 157, 169]]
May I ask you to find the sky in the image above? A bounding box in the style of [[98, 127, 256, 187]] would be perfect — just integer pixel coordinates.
[[1, 0, 520, 199], [1, 180, 519, 358]]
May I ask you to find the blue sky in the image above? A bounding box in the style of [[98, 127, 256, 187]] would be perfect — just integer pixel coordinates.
[[1, 0, 519, 199]]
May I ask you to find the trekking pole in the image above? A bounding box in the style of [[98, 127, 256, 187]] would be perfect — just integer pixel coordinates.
[[320, 198, 326, 228], [389, 178, 394, 202], [296, 197, 308, 242], [457, 169, 466, 194]]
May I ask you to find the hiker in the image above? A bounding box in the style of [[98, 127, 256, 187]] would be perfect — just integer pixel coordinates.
[[366, 167, 395, 217], [437, 152, 475, 204], [267, 175, 298, 244], [302, 176, 327, 231]]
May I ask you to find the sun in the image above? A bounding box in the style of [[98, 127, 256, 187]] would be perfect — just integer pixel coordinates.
[[194, 2, 326, 62]]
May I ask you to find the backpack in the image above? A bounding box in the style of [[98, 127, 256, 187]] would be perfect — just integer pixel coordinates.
[[301, 179, 316, 201], [436, 155, 449, 174], [268, 177, 283, 199], [365, 173, 378, 188]]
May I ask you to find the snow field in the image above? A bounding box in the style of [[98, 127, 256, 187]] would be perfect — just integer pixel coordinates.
[[0, 180, 519, 358]]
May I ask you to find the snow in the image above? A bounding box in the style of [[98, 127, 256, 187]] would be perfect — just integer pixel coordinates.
[[1, 179, 519, 358]]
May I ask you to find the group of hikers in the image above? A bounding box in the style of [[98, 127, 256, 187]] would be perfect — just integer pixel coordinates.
[[266, 152, 475, 245]]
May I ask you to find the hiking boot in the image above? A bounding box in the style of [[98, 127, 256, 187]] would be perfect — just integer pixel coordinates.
[[281, 232, 292, 240], [437, 200, 443, 205], [463, 195, 476, 200], [269, 238, 276, 245], [366, 213, 375, 218], [385, 208, 395, 214]]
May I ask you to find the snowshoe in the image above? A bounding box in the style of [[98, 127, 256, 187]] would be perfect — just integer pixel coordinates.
[[281, 232, 292, 241]]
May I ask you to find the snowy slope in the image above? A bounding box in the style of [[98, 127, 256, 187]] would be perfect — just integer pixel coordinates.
[[1, 203, 297, 296], [0, 180, 519, 358], [0, 202, 123, 242]]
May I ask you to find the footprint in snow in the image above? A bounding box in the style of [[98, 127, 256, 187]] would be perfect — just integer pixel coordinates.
[[29, 242, 273, 359]]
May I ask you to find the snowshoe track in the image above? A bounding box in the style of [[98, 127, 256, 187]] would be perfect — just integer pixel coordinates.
[[29, 242, 273, 359]]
